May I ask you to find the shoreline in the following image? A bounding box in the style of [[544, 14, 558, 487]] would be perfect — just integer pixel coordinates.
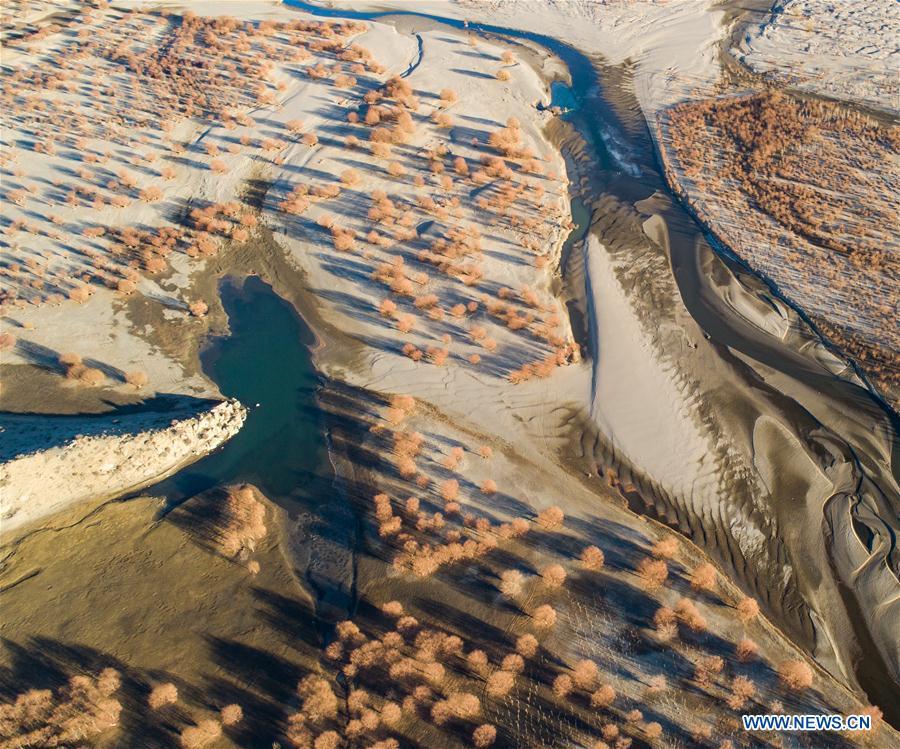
[[652, 100, 899, 418], [0, 397, 247, 542], [465, 3, 900, 720]]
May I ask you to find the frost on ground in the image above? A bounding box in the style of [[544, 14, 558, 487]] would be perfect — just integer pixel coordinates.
[[338, 0, 730, 119], [733, 0, 900, 114]]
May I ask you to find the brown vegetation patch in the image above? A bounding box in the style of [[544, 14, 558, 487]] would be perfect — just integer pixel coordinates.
[[659, 91, 899, 405]]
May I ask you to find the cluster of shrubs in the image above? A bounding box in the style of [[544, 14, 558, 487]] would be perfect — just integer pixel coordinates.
[[0, 668, 122, 747], [660, 91, 899, 402], [0, 3, 372, 353]]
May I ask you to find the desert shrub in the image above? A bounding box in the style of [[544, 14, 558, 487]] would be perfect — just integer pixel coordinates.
[[778, 660, 813, 691], [579, 545, 605, 571], [486, 670, 515, 697], [645, 675, 667, 695], [381, 701, 402, 726], [297, 675, 338, 721], [467, 649, 489, 673], [69, 286, 91, 303], [626, 710, 643, 724], [0, 669, 122, 746], [736, 596, 759, 623], [285, 713, 313, 749], [442, 447, 464, 470], [601, 724, 619, 741], [531, 604, 556, 629], [79, 367, 106, 386], [189, 300, 209, 317], [499, 569, 524, 598], [651, 537, 679, 559], [501, 654, 525, 674], [341, 168, 361, 187], [694, 655, 724, 687], [473, 723, 497, 747], [515, 634, 538, 658], [656, 621, 678, 642], [218, 484, 267, 558], [636, 558, 668, 591], [727, 676, 756, 710], [314, 730, 340, 749], [572, 659, 599, 691], [347, 689, 369, 715], [736, 637, 758, 662], [440, 479, 459, 502], [674, 598, 707, 632], [220, 704, 242, 726], [654, 606, 676, 631], [860, 705, 883, 731], [590, 684, 616, 708], [644, 722, 663, 739], [180, 720, 222, 748], [125, 370, 149, 389], [690, 723, 713, 743], [536, 506, 564, 529], [541, 564, 566, 589], [690, 562, 717, 592], [148, 683, 178, 709], [447, 692, 480, 720], [553, 674, 573, 698]]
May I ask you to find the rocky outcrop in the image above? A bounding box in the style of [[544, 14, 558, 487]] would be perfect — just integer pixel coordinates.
[[0, 398, 246, 538]]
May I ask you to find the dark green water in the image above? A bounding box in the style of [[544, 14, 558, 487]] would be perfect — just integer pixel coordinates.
[[157, 275, 327, 503]]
